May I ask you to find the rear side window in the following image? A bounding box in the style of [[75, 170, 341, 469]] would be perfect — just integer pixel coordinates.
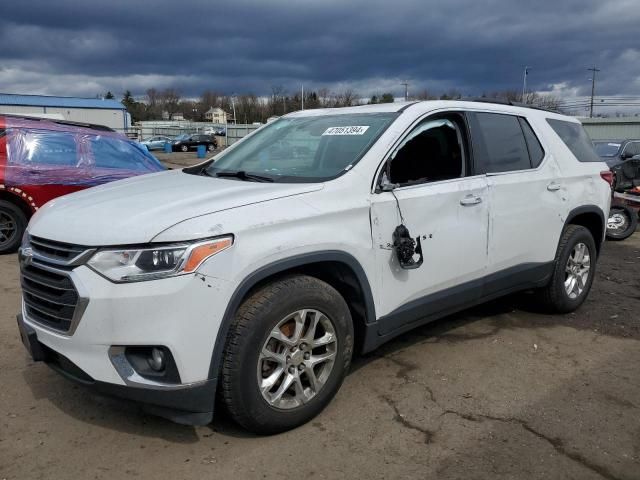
[[546, 119, 601, 162], [9, 129, 78, 166], [467, 112, 531, 173], [519, 118, 545, 168]]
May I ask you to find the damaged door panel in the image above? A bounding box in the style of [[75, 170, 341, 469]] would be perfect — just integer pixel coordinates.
[[370, 175, 489, 323]]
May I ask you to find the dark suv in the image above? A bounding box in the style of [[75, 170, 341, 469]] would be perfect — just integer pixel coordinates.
[[0, 115, 164, 253], [171, 134, 217, 152], [593, 139, 640, 167]]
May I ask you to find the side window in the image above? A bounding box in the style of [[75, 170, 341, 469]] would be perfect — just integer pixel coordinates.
[[8, 129, 78, 166], [88, 135, 163, 171], [468, 113, 530, 173], [623, 142, 640, 158], [519, 118, 545, 168], [384, 115, 467, 186], [546, 119, 601, 162]]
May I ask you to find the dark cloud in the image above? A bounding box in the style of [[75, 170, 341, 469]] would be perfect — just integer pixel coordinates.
[[1, 0, 639, 102]]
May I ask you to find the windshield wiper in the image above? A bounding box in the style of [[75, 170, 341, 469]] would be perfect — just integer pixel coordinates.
[[214, 170, 274, 182]]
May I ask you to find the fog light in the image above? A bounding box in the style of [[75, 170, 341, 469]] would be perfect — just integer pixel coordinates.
[[148, 347, 166, 372]]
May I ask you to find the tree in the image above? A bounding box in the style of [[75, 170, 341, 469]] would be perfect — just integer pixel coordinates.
[[368, 95, 379, 104], [104, 91, 114, 99], [380, 93, 394, 103]]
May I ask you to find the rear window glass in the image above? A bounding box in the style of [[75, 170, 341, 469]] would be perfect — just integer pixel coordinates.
[[519, 118, 545, 168], [468, 112, 531, 173], [546, 119, 601, 162]]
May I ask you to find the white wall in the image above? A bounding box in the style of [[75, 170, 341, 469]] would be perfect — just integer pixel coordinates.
[[0, 105, 128, 131]]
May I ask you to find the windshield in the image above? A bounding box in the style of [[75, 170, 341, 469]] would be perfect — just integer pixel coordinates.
[[593, 141, 622, 157], [205, 113, 398, 182]]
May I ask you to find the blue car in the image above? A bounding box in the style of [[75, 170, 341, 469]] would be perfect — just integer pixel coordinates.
[[140, 135, 172, 151]]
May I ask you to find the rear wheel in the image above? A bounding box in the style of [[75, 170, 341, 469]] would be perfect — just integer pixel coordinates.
[[180, 144, 189, 152], [0, 200, 27, 254], [536, 225, 597, 313], [221, 275, 353, 434], [207, 143, 215, 152], [606, 206, 637, 240]]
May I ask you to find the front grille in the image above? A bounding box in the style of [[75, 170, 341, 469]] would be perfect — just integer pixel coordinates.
[[20, 261, 80, 333], [29, 236, 91, 265]]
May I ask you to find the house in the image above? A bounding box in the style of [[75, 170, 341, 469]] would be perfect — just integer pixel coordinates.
[[205, 107, 228, 124]]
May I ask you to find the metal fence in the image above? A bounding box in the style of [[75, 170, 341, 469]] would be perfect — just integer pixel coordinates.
[[130, 121, 261, 147]]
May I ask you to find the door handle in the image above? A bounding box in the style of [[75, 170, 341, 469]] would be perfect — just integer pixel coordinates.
[[547, 182, 562, 191], [460, 194, 482, 206]]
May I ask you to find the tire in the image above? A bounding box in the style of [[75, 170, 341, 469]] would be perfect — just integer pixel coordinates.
[[221, 275, 354, 434], [207, 143, 215, 152], [606, 206, 637, 241], [536, 225, 597, 313], [0, 200, 28, 254], [180, 145, 189, 152]]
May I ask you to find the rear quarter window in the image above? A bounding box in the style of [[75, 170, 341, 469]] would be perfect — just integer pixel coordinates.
[[546, 119, 601, 162]]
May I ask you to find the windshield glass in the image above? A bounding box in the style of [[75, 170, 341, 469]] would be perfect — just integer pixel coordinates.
[[593, 141, 621, 157], [175, 134, 189, 141], [205, 113, 398, 182]]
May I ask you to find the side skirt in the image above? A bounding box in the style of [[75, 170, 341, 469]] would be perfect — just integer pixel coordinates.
[[362, 262, 553, 353]]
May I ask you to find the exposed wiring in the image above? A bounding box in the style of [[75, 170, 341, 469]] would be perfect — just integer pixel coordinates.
[[390, 188, 405, 225]]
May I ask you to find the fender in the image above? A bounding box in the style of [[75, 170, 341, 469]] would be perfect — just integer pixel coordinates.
[[564, 204, 606, 249], [206, 250, 376, 379]]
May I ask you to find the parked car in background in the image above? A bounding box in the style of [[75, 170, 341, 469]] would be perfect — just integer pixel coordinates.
[[16, 100, 610, 434], [140, 135, 172, 151], [593, 139, 640, 167], [0, 115, 165, 253], [172, 134, 217, 152], [203, 127, 225, 136]]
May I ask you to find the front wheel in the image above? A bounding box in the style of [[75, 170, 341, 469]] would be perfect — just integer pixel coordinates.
[[207, 143, 216, 152], [180, 144, 189, 152], [606, 206, 637, 241], [221, 275, 354, 434], [536, 225, 597, 313]]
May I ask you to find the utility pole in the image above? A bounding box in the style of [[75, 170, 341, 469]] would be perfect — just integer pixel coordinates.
[[301, 84, 304, 111], [588, 66, 600, 118], [522, 66, 529, 102], [401, 81, 409, 101]]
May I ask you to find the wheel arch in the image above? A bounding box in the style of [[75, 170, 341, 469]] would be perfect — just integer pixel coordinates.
[[0, 189, 33, 220], [565, 205, 606, 254], [207, 251, 376, 379]]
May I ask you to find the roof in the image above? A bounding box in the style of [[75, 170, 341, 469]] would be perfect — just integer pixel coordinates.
[[0, 93, 126, 110], [579, 117, 640, 124]]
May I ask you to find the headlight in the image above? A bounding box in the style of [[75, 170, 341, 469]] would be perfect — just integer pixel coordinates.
[[87, 236, 233, 282]]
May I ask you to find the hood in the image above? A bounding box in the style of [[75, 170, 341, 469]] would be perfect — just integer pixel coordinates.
[[28, 169, 323, 245]]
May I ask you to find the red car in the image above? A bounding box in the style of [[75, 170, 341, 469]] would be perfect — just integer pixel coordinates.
[[0, 115, 165, 253]]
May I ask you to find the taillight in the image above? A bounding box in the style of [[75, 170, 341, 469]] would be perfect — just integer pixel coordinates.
[[600, 170, 614, 186]]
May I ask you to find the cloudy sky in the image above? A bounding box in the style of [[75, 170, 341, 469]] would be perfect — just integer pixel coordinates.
[[1, 0, 639, 110]]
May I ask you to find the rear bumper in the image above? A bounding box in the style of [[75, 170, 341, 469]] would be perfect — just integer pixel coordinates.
[[17, 314, 215, 425]]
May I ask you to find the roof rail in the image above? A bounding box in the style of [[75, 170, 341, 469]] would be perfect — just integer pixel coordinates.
[[0, 113, 115, 132], [458, 97, 558, 113]]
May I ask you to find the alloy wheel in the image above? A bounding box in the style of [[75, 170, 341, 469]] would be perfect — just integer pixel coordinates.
[[0, 211, 17, 248], [257, 309, 337, 409], [564, 242, 591, 299]]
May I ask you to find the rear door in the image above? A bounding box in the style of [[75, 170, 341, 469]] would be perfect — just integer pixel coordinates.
[[466, 112, 565, 290]]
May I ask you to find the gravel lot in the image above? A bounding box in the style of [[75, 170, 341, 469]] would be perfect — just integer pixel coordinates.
[[1, 173, 639, 479]]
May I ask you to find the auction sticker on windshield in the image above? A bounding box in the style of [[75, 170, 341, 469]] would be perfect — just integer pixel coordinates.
[[322, 126, 370, 136]]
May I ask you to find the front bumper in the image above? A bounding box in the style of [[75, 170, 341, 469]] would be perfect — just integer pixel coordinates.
[[17, 313, 217, 425], [18, 264, 233, 425]]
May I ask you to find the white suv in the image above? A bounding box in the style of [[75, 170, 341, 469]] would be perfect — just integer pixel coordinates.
[[16, 100, 611, 433]]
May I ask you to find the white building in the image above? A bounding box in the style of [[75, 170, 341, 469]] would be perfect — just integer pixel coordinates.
[[0, 93, 130, 131], [204, 107, 228, 123]]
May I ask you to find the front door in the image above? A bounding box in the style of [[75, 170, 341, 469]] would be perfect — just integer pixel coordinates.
[[370, 112, 489, 335]]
